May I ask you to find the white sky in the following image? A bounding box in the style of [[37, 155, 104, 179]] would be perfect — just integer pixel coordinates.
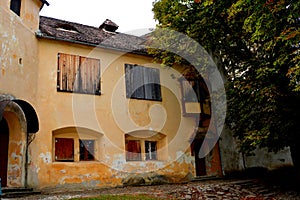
[[40, 0, 157, 34]]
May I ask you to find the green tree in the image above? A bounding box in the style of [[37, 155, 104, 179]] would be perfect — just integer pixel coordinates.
[[151, 0, 300, 168]]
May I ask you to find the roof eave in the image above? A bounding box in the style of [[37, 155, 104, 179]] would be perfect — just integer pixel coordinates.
[[35, 32, 150, 57]]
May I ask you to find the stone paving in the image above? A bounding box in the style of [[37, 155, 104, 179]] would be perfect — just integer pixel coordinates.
[[3, 179, 300, 200]]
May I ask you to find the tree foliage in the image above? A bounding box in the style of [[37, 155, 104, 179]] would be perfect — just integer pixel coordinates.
[[152, 0, 300, 165]]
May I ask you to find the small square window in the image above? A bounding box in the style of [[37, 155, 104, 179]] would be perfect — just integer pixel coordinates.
[[10, 0, 21, 16], [80, 140, 95, 161]]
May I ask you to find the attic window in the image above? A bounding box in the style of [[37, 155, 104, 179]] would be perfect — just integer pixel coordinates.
[[56, 24, 79, 34]]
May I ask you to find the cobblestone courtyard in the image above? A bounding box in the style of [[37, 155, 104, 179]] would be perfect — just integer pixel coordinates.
[[5, 178, 300, 200]]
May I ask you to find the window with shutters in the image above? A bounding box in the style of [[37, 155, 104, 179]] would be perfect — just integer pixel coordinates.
[[53, 127, 102, 162], [10, 0, 21, 16], [55, 138, 74, 162], [125, 133, 166, 162], [57, 53, 101, 95], [125, 64, 162, 101]]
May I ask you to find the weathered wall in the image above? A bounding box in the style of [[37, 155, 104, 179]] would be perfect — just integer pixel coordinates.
[[1, 0, 222, 189], [219, 127, 293, 174], [28, 38, 211, 189], [0, 0, 42, 188], [4, 109, 27, 187], [0, 0, 41, 103]]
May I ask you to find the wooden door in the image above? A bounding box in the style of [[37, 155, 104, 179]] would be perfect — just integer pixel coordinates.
[[0, 118, 9, 187], [193, 139, 207, 176]]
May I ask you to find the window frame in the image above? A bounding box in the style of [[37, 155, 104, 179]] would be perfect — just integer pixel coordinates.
[[125, 140, 142, 161], [145, 141, 157, 160], [52, 127, 102, 163], [125, 64, 162, 101], [179, 77, 211, 116], [79, 139, 95, 161], [125, 133, 166, 162], [10, 0, 22, 16], [57, 53, 101, 95]]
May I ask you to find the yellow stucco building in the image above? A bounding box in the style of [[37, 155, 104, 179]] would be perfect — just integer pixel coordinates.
[[0, 0, 224, 191]]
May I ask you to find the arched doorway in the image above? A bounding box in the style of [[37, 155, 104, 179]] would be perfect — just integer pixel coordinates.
[[0, 98, 39, 188], [0, 118, 9, 187]]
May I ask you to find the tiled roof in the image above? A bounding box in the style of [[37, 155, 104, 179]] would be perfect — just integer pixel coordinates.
[[37, 16, 148, 54]]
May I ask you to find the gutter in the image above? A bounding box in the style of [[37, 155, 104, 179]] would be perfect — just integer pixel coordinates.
[[39, 0, 50, 11], [35, 30, 151, 57]]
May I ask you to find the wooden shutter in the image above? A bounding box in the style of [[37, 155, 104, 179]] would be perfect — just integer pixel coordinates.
[[57, 53, 79, 92], [125, 64, 145, 99], [55, 138, 74, 161], [125, 64, 133, 98], [79, 57, 101, 95], [125, 64, 161, 101], [58, 53, 100, 95], [126, 140, 141, 161], [132, 66, 145, 99]]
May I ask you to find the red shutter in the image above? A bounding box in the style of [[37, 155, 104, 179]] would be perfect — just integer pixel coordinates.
[[55, 138, 74, 161], [126, 140, 141, 161]]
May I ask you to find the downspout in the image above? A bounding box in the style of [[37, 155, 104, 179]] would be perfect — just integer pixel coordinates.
[[25, 133, 35, 188], [25, 133, 29, 188]]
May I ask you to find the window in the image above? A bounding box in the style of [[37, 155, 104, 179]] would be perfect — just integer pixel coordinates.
[[125, 140, 141, 161], [55, 138, 74, 162], [145, 141, 157, 160], [80, 140, 95, 161], [180, 78, 211, 116], [181, 79, 208, 102], [57, 53, 101, 95], [125, 132, 166, 162], [125, 64, 162, 101], [53, 127, 102, 162], [10, 0, 21, 16]]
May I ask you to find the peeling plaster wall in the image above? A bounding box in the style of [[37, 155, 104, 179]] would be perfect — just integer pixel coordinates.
[[0, 0, 40, 104], [0, 0, 44, 188], [25, 38, 216, 189], [1, 0, 223, 189], [3, 110, 27, 187]]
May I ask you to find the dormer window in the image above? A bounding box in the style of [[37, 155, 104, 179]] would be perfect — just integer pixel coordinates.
[[56, 24, 79, 34], [10, 0, 21, 16]]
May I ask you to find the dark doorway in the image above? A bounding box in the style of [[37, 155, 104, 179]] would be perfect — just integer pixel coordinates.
[[0, 118, 9, 187], [192, 139, 207, 176]]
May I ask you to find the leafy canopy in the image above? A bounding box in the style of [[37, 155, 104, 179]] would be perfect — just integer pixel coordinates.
[[152, 0, 300, 155]]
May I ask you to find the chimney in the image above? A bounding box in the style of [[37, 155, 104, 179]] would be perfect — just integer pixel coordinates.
[[99, 19, 119, 32]]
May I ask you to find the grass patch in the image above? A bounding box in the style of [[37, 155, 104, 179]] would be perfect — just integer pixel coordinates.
[[70, 194, 163, 200]]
